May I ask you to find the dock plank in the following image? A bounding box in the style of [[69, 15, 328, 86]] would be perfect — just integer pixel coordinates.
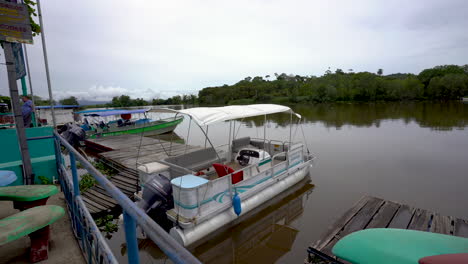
[[311, 196, 370, 250], [429, 214, 454, 235], [454, 218, 468, 238], [308, 196, 468, 263], [366, 201, 400, 229], [408, 208, 433, 232], [387, 204, 415, 229], [338, 197, 385, 238]]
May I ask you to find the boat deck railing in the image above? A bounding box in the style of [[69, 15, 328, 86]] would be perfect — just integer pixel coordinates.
[[53, 131, 201, 264]]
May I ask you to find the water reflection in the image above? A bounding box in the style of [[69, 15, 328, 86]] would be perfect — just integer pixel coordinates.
[[127, 179, 313, 264], [241, 102, 468, 131]]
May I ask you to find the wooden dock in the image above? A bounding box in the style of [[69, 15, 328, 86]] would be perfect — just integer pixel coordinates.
[[310, 196, 468, 258], [82, 134, 202, 215]]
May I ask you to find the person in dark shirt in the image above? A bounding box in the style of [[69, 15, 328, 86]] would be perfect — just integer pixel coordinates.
[[21, 95, 33, 127]]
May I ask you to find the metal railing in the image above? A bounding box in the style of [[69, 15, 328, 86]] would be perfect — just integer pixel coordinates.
[[54, 131, 201, 264]]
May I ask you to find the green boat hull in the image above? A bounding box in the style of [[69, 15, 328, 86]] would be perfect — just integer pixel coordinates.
[[332, 228, 468, 264], [87, 117, 183, 139]]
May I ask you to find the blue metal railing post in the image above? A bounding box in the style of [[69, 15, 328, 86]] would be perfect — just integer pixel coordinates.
[[70, 152, 80, 197], [123, 212, 140, 264], [69, 152, 83, 239]]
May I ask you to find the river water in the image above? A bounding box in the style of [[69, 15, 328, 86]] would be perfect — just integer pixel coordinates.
[[90, 102, 468, 263]]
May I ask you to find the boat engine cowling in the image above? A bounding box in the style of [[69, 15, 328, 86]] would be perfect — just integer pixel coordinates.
[[137, 174, 173, 213], [59, 123, 86, 148]]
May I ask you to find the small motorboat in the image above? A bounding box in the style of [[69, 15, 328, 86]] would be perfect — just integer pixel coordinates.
[[76, 108, 183, 138]]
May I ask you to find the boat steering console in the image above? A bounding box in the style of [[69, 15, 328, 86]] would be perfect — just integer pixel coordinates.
[[235, 148, 271, 167]]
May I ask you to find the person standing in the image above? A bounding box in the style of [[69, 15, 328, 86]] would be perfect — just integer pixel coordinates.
[[21, 95, 33, 128]]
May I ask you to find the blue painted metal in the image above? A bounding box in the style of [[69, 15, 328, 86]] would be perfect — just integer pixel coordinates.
[[69, 152, 79, 197], [53, 132, 201, 264], [123, 212, 140, 264]]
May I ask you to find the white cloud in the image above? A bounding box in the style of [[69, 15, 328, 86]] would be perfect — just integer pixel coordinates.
[[1, 0, 467, 101], [54, 85, 196, 101]]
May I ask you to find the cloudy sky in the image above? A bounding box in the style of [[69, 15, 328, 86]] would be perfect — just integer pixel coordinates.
[[1, 0, 467, 101]]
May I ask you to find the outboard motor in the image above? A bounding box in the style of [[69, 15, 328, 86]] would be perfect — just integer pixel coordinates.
[[60, 123, 86, 148], [137, 174, 174, 230]]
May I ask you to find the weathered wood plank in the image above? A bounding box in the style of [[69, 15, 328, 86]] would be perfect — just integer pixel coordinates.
[[429, 214, 454, 235], [82, 196, 108, 212], [366, 201, 400, 229], [338, 197, 385, 238], [387, 204, 415, 229], [407, 208, 433, 232], [85, 188, 118, 205], [112, 175, 138, 186], [454, 218, 468, 238], [308, 196, 468, 263], [311, 196, 371, 250]]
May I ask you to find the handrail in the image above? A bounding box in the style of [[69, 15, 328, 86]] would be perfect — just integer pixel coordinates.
[[54, 131, 201, 264]]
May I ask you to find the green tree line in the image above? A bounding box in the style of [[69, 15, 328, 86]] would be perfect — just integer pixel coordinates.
[[198, 65, 468, 105], [106, 94, 197, 107]]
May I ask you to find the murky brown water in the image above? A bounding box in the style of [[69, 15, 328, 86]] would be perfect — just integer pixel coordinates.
[[103, 101, 468, 264]]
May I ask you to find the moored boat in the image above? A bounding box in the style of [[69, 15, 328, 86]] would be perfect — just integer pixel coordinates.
[[134, 104, 316, 246], [76, 108, 184, 138]]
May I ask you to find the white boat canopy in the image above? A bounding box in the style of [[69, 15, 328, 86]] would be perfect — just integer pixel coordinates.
[[151, 104, 300, 127]]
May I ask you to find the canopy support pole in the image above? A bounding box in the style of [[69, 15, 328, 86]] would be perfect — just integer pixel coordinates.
[[184, 117, 192, 154], [194, 122, 221, 162], [204, 126, 209, 148], [227, 121, 232, 162], [289, 111, 293, 146], [263, 114, 267, 151]]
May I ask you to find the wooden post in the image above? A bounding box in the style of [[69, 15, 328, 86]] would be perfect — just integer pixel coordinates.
[[3, 42, 34, 185]]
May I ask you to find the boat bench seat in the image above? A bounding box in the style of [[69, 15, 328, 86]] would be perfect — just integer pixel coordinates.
[[165, 148, 225, 172], [0, 205, 65, 263], [0, 185, 59, 211]]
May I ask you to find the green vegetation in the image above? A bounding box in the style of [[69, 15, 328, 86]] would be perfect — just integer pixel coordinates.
[[106, 94, 197, 107], [79, 173, 97, 192], [59, 96, 79, 105], [198, 65, 468, 105], [4, 65, 466, 109], [23, 0, 41, 36], [95, 214, 119, 239], [92, 161, 118, 177], [0, 96, 11, 109], [38, 176, 52, 185]]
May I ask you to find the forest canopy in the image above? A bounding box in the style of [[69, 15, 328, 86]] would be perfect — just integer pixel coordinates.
[[198, 65, 468, 105]]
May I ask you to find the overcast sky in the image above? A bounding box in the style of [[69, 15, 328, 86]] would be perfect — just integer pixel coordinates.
[[1, 0, 467, 101]]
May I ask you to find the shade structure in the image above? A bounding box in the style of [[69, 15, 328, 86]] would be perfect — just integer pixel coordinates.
[[76, 109, 148, 117], [172, 104, 299, 126]]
